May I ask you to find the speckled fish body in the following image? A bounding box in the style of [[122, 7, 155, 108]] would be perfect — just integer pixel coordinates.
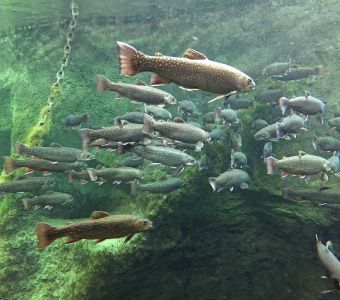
[[215, 108, 238, 124], [114, 111, 145, 125], [276, 114, 305, 138], [144, 104, 172, 120], [24, 192, 73, 209], [117, 42, 255, 96], [178, 100, 197, 114], [254, 124, 277, 141], [96, 75, 176, 105], [209, 169, 250, 192], [36, 213, 153, 248], [134, 177, 185, 194], [0, 177, 55, 193], [88, 167, 142, 182]]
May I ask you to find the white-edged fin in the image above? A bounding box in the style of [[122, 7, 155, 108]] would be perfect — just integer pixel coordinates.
[[229, 186, 234, 192], [208, 177, 217, 191], [321, 172, 328, 182], [195, 141, 204, 151], [320, 275, 328, 279], [318, 203, 328, 207], [87, 168, 98, 182], [179, 86, 199, 91], [321, 289, 335, 294], [240, 182, 248, 189], [208, 95, 226, 103]]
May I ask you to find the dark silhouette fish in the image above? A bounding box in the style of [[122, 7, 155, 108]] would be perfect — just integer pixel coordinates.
[[263, 62, 290, 76], [22, 192, 73, 210], [312, 136, 340, 153], [64, 113, 90, 127], [116, 42, 255, 102], [254, 89, 283, 104], [274, 65, 324, 81], [36, 212, 153, 249]]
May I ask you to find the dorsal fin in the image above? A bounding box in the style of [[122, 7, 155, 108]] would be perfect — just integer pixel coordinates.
[[174, 117, 185, 123], [135, 80, 147, 86], [90, 211, 110, 219], [183, 49, 207, 60], [304, 90, 310, 100], [50, 142, 62, 147], [154, 52, 163, 56]]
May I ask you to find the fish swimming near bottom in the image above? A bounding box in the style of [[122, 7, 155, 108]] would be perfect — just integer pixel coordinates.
[[23, 192, 74, 210], [0, 177, 55, 194], [208, 169, 250, 192], [131, 177, 185, 195], [283, 188, 340, 206], [316, 234, 340, 294], [36, 211, 153, 249]]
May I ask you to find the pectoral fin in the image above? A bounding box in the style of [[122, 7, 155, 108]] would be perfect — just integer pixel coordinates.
[[124, 233, 134, 243], [90, 211, 111, 219], [65, 236, 80, 244]]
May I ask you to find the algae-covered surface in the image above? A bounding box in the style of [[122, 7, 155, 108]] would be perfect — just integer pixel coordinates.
[[1, 0, 340, 299]]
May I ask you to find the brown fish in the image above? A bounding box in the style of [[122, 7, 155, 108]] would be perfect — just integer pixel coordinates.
[[36, 211, 153, 249], [117, 42, 255, 102]]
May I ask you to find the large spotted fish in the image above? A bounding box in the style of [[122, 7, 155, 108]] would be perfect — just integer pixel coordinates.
[[116, 42, 255, 102]]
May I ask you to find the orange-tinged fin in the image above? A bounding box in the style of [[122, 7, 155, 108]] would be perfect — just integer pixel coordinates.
[[174, 117, 185, 123], [36, 223, 57, 249], [65, 236, 81, 244], [50, 142, 62, 147], [24, 167, 35, 174], [314, 65, 325, 76], [15, 141, 28, 155], [96, 75, 112, 92], [150, 74, 171, 86], [90, 211, 111, 219], [3, 156, 17, 173], [79, 129, 92, 150], [183, 48, 207, 60], [124, 233, 134, 243], [117, 41, 140, 76]]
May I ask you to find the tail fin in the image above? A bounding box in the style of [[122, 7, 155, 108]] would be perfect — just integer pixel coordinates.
[[3, 156, 17, 173], [79, 129, 92, 150], [22, 198, 32, 209], [68, 171, 76, 183], [266, 156, 278, 175], [15, 142, 28, 155], [36, 223, 57, 249], [82, 113, 91, 123], [114, 117, 122, 127], [130, 180, 139, 196], [208, 177, 217, 192], [96, 75, 113, 92], [230, 149, 235, 168], [143, 113, 155, 134], [279, 97, 289, 115], [87, 168, 98, 182], [214, 108, 221, 122], [117, 42, 141, 76], [312, 135, 318, 151], [314, 65, 325, 76], [276, 122, 282, 139]]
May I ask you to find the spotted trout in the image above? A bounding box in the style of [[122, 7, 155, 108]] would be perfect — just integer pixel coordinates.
[[0, 177, 55, 194], [130, 177, 186, 195], [116, 42, 255, 102], [36, 211, 153, 249]]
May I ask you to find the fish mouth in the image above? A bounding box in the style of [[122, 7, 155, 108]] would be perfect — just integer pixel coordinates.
[[145, 221, 153, 229]]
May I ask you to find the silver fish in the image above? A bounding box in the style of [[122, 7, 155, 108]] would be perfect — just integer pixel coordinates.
[[131, 177, 185, 195], [209, 169, 250, 192], [230, 149, 247, 169], [144, 104, 172, 120], [312, 136, 340, 154], [254, 124, 277, 141], [276, 114, 306, 139]]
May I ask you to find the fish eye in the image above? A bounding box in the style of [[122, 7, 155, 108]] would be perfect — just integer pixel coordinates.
[[247, 78, 253, 85]]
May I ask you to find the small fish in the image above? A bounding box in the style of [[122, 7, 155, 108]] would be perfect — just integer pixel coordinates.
[[254, 124, 278, 141], [328, 153, 340, 174], [36, 212, 153, 249], [209, 169, 250, 192], [178, 100, 199, 115], [312, 136, 340, 154], [225, 97, 253, 110], [251, 119, 269, 132], [214, 107, 238, 126], [263, 62, 290, 76], [279, 91, 325, 123], [22, 192, 73, 210], [266, 151, 331, 180], [88, 138, 119, 151], [328, 117, 340, 131], [3, 157, 87, 174], [172, 141, 203, 152], [254, 89, 283, 104], [230, 149, 247, 169], [276, 114, 307, 139], [114, 111, 145, 126], [202, 112, 216, 124], [116, 156, 144, 168], [0, 177, 55, 194], [209, 127, 223, 142], [274, 65, 324, 81], [143, 114, 210, 145], [316, 234, 340, 293], [116, 41, 255, 102], [131, 177, 185, 195], [80, 124, 148, 150], [118, 144, 196, 168], [87, 167, 143, 183], [144, 104, 172, 120], [15, 142, 93, 163], [68, 170, 92, 184], [64, 113, 90, 127], [262, 142, 274, 162], [96, 75, 176, 106]]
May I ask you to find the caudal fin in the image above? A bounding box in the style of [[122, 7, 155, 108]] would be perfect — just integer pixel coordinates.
[[208, 177, 217, 192], [87, 168, 98, 182], [266, 156, 278, 175], [3, 156, 17, 173], [15, 142, 28, 155], [117, 41, 141, 76], [96, 75, 112, 92], [214, 108, 222, 122], [22, 198, 32, 209], [276, 122, 282, 139], [143, 113, 155, 134], [79, 129, 92, 150], [36, 223, 57, 249], [82, 113, 91, 123], [314, 65, 325, 76], [130, 180, 139, 196], [279, 97, 289, 115]]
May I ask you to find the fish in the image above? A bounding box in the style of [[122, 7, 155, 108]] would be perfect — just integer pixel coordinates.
[[96, 75, 177, 106], [230, 149, 247, 169], [312, 136, 340, 154], [88, 139, 119, 151], [130, 177, 185, 195], [254, 89, 283, 104], [279, 91, 325, 123], [118, 144, 196, 168], [116, 41, 255, 102], [178, 100, 199, 115], [328, 153, 340, 174], [208, 169, 250, 192], [3, 156, 87, 175], [266, 151, 331, 180], [274, 65, 324, 81], [64, 113, 90, 127], [143, 114, 210, 145], [116, 156, 144, 168], [80, 124, 148, 150], [172, 141, 203, 152], [328, 117, 340, 131], [316, 234, 340, 293], [36, 212, 153, 249], [198, 154, 208, 171], [230, 132, 242, 150], [87, 167, 143, 184], [214, 107, 239, 126], [263, 62, 290, 76], [68, 170, 92, 184], [254, 124, 277, 141], [282, 187, 340, 205], [334, 110, 340, 118], [144, 104, 172, 120], [22, 192, 74, 210], [202, 112, 216, 124], [0, 177, 55, 194], [209, 127, 223, 142], [251, 119, 269, 132], [262, 142, 274, 162], [276, 114, 307, 139], [114, 111, 145, 126], [15, 142, 94, 163], [225, 96, 253, 110]]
